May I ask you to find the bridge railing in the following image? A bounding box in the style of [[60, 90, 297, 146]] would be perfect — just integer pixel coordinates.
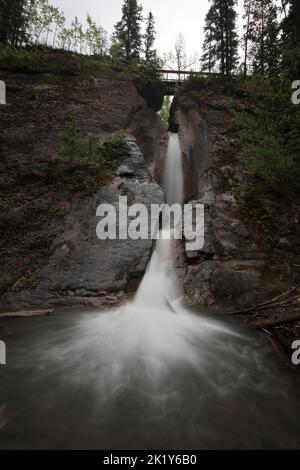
[[158, 69, 221, 82]]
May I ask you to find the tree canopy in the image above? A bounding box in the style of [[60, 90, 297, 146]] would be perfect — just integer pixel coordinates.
[[113, 0, 143, 61]]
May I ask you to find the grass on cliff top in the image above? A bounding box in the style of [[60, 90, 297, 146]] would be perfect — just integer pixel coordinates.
[[0, 45, 160, 82]]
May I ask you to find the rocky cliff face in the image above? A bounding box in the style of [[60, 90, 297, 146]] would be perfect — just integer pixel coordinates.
[[170, 87, 291, 312], [0, 72, 166, 308]]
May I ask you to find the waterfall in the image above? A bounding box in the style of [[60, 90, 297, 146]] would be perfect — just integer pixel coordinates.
[[45, 133, 242, 378], [134, 132, 183, 309], [164, 132, 184, 206], [6, 133, 300, 450]]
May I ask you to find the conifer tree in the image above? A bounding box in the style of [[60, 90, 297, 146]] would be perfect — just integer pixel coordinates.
[[245, 0, 280, 76], [201, 6, 218, 74], [144, 12, 157, 63], [201, 0, 238, 77], [281, 0, 300, 78], [223, 0, 239, 76], [0, 0, 31, 46], [114, 0, 143, 61], [243, 0, 253, 77]]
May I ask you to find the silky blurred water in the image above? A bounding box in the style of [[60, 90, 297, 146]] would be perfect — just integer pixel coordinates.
[[0, 310, 300, 449], [0, 134, 299, 450]]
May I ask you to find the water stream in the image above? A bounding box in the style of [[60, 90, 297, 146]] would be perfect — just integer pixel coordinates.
[[0, 134, 300, 449]]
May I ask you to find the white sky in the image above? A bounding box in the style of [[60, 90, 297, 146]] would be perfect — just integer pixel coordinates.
[[51, 0, 245, 56]]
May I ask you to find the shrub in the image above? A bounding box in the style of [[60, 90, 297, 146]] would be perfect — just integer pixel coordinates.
[[232, 110, 294, 187], [55, 122, 130, 191], [231, 77, 300, 193]]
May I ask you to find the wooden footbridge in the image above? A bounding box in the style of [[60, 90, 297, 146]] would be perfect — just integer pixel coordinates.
[[158, 69, 220, 95]]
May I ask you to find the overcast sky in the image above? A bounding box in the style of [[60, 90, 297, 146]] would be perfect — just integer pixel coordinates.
[[51, 0, 244, 56]]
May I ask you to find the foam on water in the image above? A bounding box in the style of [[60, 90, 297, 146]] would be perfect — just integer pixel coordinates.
[[1, 133, 300, 449]]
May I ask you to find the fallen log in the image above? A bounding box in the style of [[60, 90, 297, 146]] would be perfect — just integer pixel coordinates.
[[0, 309, 55, 319], [255, 313, 300, 329]]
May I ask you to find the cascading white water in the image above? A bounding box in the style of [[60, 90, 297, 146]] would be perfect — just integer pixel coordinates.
[[6, 132, 300, 450], [134, 132, 183, 309], [164, 132, 184, 206]]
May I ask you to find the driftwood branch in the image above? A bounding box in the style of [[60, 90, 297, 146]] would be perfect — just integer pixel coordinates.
[[224, 283, 300, 316], [255, 313, 300, 329], [0, 309, 55, 319]]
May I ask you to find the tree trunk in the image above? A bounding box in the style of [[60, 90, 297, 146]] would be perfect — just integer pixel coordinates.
[[53, 26, 57, 48], [260, 0, 265, 76], [281, 0, 287, 18], [209, 38, 212, 75], [218, 0, 226, 76], [244, 1, 252, 78], [225, 1, 230, 76]]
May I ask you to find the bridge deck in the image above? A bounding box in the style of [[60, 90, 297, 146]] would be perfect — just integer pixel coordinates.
[[158, 70, 221, 95], [158, 69, 220, 80]]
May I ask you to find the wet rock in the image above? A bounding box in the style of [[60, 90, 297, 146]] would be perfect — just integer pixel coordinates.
[[134, 77, 166, 112], [0, 73, 167, 309], [172, 89, 279, 311], [116, 165, 135, 177], [219, 193, 237, 206], [2, 138, 164, 308]]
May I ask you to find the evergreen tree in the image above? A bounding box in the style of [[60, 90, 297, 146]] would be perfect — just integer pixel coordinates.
[[201, 6, 218, 74], [113, 0, 143, 60], [201, 0, 238, 77], [223, 0, 239, 76], [281, 0, 300, 78], [144, 12, 157, 63], [283, 0, 300, 45], [0, 0, 31, 46], [264, 4, 280, 76], [246, 0, 280, 76], [242, 0, 253, 77]]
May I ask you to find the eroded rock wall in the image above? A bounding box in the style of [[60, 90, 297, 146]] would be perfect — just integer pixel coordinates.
[[171, 88, 279, 312], [0, 73, 166, 308]]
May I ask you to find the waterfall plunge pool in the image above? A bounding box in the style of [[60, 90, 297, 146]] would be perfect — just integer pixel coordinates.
[[0, 308, 300, 450], [1, 134, 300, 450]]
